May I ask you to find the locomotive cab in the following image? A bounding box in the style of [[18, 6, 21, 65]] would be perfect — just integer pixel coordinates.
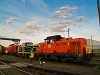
[[44, 35, 63, 44]]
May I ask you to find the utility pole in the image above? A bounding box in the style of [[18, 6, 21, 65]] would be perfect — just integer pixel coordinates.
[[67, 28, 71, 38], [97, 0, 100, 26], [91, 36, 93, 54]]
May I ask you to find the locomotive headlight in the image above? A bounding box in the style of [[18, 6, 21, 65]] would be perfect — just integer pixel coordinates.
[[79, 54, 82, 57]]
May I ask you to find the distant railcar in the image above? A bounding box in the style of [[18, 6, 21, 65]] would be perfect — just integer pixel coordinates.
[[0, 45, 3, 54], [37, 35, 93, 62], [0, 45, 6, 54], [6, 42, 38, 57], [8, 44, 19, 55]]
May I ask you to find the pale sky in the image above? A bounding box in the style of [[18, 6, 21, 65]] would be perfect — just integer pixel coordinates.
[[0, 0, 100, 46]]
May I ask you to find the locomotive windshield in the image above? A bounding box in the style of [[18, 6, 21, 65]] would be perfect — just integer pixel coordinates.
[[45, 39, 55, 44], [22, 42, 33, 46]]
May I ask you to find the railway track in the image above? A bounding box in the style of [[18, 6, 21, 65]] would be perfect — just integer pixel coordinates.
[[27, 65, 81, 75], [0, 55, 99, 75], [0, 60, 33, 75], [0, 60, 52, 75], [0, 70, 5, 75], [0, 60, 82, 75], [40, 59, 97, 67]]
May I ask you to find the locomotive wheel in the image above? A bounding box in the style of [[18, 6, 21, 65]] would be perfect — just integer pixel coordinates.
[[85, 54, 92, 62], [76, 55, 84, 63], [57, 56, 66, 61], [57, 56, 62, 61], [61, 57, 67, 61]]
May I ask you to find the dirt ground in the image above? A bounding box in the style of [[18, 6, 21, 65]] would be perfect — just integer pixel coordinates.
[[0, 55, 100, 75]]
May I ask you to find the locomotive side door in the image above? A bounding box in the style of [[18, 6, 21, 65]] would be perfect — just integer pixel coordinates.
[[75, 43, 79, 55], [70, 42, 79, 55]]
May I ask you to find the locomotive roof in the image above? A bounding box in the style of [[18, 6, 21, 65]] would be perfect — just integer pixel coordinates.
[[44, 35, 63, 40]]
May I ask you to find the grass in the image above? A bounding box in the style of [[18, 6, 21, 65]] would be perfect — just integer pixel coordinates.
[[89, 53, 100, 70], [0, 54, 30, 63], [94, 66, 100, 70], [89, 58, 100, 65], [0, 54, 100, 73], [94, 53, 100, 57]]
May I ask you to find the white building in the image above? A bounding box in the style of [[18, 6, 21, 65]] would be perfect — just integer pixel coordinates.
[[87, 39, 100, 53]]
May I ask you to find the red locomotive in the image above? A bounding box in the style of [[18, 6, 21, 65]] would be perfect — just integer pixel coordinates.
[[2, 35, 92, 62], [38, 35, 92, 62], [8, 44, 19, 55]]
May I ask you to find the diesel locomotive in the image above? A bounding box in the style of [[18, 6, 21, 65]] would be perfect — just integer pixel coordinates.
[[37, 35, 93, 62]]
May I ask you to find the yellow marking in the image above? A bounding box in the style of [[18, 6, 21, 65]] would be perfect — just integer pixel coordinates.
[[86, 46, 92, 54], [29, 52, 34, 58]]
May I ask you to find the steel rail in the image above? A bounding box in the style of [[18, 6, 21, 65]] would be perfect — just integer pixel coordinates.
[[0, 60, 33, 75], [27, 65, 81, 75], [12, 66, 33, 75], [0, 70, 6, 75]]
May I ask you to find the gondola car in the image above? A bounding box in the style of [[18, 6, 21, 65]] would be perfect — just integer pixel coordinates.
[[37, 35, 93, 62]]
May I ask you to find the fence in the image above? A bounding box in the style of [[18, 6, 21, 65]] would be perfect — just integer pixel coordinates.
[[93, 49, 100, 53]]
